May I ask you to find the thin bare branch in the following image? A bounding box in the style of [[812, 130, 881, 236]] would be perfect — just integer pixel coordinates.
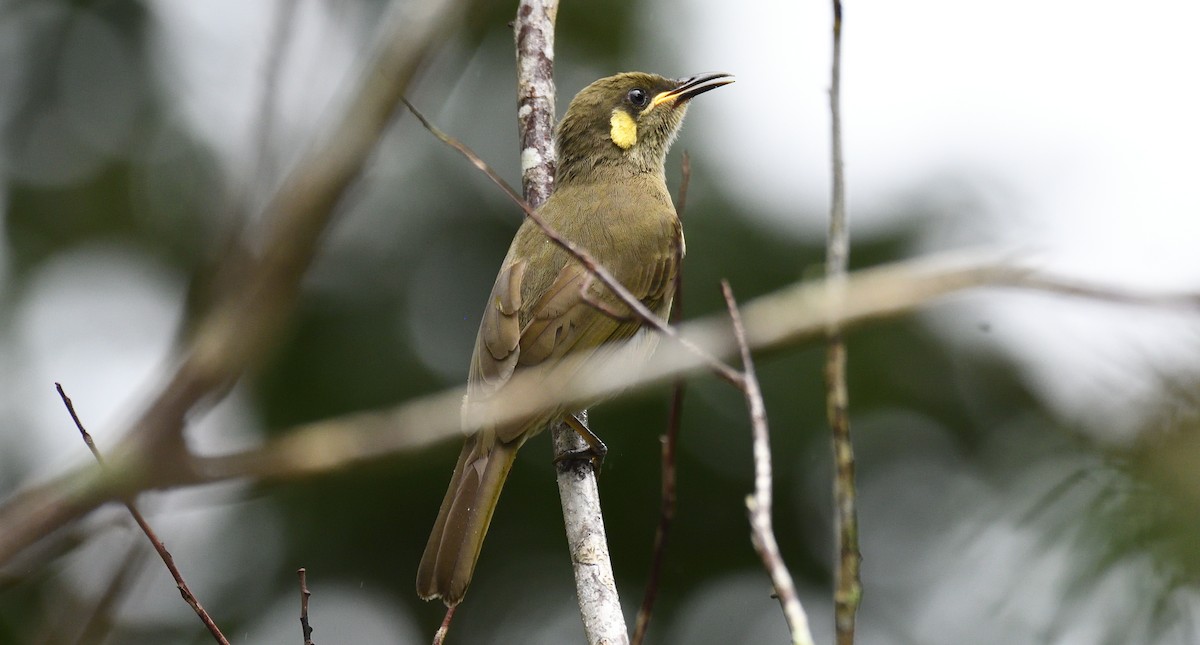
[[298, 568, 314, 645], [633, 151, 692, 645], [56, 384, 230, 645], [825, 2, 861, 641], [432, 605, 456, 645], [720, 284, 814, 645]]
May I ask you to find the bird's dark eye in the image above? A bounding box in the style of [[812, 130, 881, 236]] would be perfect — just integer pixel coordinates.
[[627, 88, 649, 109]]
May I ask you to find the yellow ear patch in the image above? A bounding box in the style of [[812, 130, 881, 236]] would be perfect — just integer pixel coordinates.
[[609, 109, 637, 149]]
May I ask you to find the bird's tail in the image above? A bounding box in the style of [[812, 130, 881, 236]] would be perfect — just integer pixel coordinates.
[[416, 433, 520, 606]]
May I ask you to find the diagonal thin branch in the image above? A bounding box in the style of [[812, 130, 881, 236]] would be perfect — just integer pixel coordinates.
[[56, 384, 230, 645], [720, 283, 814, 645]]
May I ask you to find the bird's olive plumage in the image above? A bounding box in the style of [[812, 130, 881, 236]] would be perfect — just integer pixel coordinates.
[[417, 71, 732, 606]]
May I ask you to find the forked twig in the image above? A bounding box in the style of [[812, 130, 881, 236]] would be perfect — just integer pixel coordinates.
[[719, 285, 814, 645], [55, 384, 230, 645]]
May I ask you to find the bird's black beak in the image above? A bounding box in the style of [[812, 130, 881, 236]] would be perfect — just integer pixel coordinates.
[[649, 72, 735, 109]]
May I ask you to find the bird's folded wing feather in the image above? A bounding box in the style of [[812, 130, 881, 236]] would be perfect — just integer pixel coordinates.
[[468, 236, 678, 444]]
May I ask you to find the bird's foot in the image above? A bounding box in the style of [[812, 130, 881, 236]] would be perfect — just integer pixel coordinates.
[[554, 414, 608, 474]]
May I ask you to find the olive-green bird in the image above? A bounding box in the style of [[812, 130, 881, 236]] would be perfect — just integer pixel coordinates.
[[417, 71, 733, 606]]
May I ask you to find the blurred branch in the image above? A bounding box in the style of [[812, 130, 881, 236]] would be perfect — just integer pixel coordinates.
[[56, 384, 229, 645], [633, 151, 692, 645], [0, 0, 465, 569], [62, 534, 146, 645], [189, 254, 1200, 482], [254, 1, 299, 194], [721, 283, 814, 645], [824, 2, 860, 642], [4, 253, 1200, 567]]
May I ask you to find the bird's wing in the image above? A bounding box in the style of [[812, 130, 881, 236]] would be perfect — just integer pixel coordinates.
[[471, 259, 525, 398], [468, 221, 680, 444]]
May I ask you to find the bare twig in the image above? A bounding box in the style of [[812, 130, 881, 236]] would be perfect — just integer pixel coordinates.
[[632, 151, 692, 645], [298, 568, 314, 645], [0, 0, 466, 571], [56, 384, 230, 645], [825, 2, 860, 642], [720, 284, 814, 645], [432, 605, 456, 645]]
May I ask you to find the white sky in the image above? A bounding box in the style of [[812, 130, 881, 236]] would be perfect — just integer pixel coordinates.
[[672, 0, 1200, 437]]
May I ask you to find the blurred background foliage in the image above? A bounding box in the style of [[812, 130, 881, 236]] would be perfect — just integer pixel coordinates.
[[2, 1, 1199, 644]]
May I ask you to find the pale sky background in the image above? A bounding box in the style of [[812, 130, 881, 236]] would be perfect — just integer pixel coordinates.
[[669, 0, 1200, 439]]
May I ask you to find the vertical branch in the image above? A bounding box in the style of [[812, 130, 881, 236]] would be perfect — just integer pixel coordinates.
[[515, 0, 558, 207], [825, 2, 861, 643], [632, 151, 691, 645], [297, 568, 314, 645], [720, 284, 814, 645], [515, 3, 627, 643], [554, 423, 629, 645]]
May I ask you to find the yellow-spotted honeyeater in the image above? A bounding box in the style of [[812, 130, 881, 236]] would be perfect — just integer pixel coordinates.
[[417, 72, 733, 606]]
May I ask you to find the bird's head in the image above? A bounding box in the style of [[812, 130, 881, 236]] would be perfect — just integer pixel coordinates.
[[554, 72, 733, 184]]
